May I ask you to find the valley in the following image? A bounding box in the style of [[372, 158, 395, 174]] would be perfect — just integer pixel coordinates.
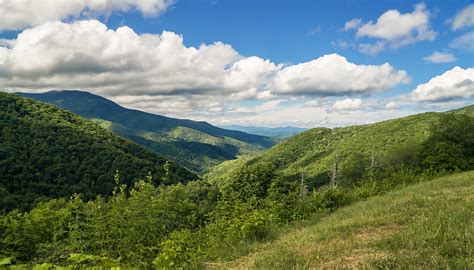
[[1, 93, 472, 269], [19, 91, 275, 173]]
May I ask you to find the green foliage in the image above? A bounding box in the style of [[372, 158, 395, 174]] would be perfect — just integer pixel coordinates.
[[308, 186, 351, 211], [1, 102, 473, 269], [0, 177, 219, 268], [235, 172, 474, 269], [67, 253, 119, 268], [221, 162, 276, 202], [18, 90, 275, 173], [0, 93, 196, 212], [153, 230, 205, 269], [422, 114, 474, 172], [340, 152, 370, 184], [207, 106, 474, 188]]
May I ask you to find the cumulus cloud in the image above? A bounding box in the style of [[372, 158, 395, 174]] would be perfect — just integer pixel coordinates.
[[0, 0, 174, 30], [358, 41, 385, 56], [344, 18, 362, 30], [331, 39, 355, 50], [271, 54, 410, 96], [305, 100, 320, 107], [385, 101, 400, 110], [346, 3, 436, 52], [0, 20, 410, 114], [423, 51, 457, 63], [0, 20, 258, 97], [449, 31, 474, 52], [332, 98, 362, 111], [410, 66, 474, 102], [451, 4, 474, 31], [231, 100, 284, 113]]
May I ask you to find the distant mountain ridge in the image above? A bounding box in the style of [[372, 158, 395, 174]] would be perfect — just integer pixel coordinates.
[[17, 90, 275, 172], [219, 125, 307, 139]]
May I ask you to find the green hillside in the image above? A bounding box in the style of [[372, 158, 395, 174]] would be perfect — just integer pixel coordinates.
[[205, 105, 474, 187], [215, 171, 474, 269], [0, 93, 196, 212], [17, 91, 275, 172], [1, 100, 472, 268]]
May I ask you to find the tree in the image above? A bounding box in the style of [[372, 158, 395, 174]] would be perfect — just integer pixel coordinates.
[[422, 114, 474, 172], [329, 153, 340, 187]]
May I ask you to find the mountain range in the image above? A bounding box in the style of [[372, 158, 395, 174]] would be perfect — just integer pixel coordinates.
[[219, 125, 307, 139], [18, 90, 275, 173]]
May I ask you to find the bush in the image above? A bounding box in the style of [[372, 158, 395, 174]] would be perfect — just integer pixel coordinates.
[[308, 186, 350, 211], [153, 230, 205, 269]]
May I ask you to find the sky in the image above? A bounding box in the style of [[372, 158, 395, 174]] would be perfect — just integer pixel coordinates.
[[0, 0, 473, 128]]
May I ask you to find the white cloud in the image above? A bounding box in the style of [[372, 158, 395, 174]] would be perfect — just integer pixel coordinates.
[[350, 3, 436, 50], [307, 26, 322, 36], [344, 18, 362, 30], [331, 39, 355, 50], [410, 66, 474, 102], [0, 0, 174, 30], [423, 51, 457, 63], [271, 54, 410, 96], [0, 20, 410, 114], [232, 100, 284, 113], [332, 98, 362, 111], [358, 41, 385, 56], [385, 101, 400, 110], [451, 4, 474, 31], [449, 31, 474, 52], [305, 100, 320, 107]]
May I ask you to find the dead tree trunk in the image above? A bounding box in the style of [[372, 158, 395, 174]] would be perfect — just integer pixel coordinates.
[[330, 153, 339, 187], [370, 146, 376, 179], [300, 167, 307, 195]]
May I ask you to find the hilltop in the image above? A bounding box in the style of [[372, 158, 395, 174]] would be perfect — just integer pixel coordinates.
[[18, 91, 275, 172], [0, 93, 196, 212], [205, 105, 474, 187]]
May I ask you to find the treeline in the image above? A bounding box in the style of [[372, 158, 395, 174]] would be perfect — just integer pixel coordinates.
[[1, 113, 473, 268]]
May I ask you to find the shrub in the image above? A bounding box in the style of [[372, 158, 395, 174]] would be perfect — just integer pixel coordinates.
[[153, 230, 205, 269]]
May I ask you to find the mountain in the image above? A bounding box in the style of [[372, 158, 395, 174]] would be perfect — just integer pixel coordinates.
[[0, 92, 196, 212], [218, 125, 306, 139], [205, 105, 474, 186], [17, 90, 275, 173]]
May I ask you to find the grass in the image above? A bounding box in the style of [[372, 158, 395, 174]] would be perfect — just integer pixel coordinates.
[[207, 171, 474, 269]]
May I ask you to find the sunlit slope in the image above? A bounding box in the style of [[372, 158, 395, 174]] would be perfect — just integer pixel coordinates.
[[218, 171, 474, 269], [206, 105, 474, 186], [18, 90, 275, 172]]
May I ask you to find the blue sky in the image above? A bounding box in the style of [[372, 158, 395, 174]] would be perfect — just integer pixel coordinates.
[[0, 0, 473, 127], [108, 0, 472, 78]]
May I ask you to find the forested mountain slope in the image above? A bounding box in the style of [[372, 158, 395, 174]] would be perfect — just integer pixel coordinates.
[[206, 105, 474, 187], [17, 91, 275, 172], [0, 93, 196, 212]]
